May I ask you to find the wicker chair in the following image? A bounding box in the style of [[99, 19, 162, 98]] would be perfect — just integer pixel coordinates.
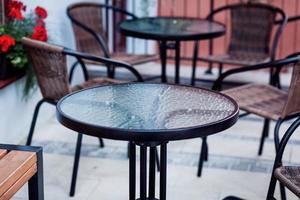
[[67, 2, 158, 80], [21, 37, 143, 197], [191, 2, 286, 86], [223, 117, 300, 200], [212, 53, 300, 157], [196, 53, 300, 178], [267, 117, 300, 200]]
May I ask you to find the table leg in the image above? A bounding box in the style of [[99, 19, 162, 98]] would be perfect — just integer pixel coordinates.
[[140, 145, 147, 200], [159, 41, 167, 83], [175, 41, 181, 84], [129, 142, 168, 200], [129, 142, 136, 200], [149, 147, 156, 199], [160, 143, 167, 200]]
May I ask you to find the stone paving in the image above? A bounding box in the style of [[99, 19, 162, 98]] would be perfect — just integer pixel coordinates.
[[12, 63, 300, 199]]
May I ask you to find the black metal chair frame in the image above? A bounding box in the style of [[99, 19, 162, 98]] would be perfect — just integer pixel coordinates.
[[222, 118, 300, 200], [26, 47, 143, 197], [267, 117, 300, 200], [191, 2, 287, 86], [67, 3, 138, 80]]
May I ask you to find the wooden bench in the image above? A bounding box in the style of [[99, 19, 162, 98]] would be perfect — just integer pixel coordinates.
[[0, 144, 44, 200]]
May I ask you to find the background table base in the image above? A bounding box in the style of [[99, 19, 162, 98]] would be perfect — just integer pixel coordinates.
[[159, 41, 181, 84], [129, 141, 168, 200]]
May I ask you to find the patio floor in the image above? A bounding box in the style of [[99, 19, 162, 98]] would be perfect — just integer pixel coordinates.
[[12, 62, 300, 200]]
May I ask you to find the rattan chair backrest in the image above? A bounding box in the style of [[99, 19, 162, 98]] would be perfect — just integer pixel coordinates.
[[22, 37, 70, 101], [282, 59, 300, 118], [228, 4, 278, 60], [67, 3, 131, 57], [68, 3, 106, 56]]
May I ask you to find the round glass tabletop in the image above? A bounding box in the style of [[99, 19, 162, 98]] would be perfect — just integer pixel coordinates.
[[119, 17, 225, 41], [57, 83, 238, 142]]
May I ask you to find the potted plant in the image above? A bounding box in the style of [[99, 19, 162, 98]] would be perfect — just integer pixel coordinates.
[[0, 0, 47, 96]]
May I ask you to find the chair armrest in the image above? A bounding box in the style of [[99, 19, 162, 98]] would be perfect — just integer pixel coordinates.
[[63, 48, 144, 82], [101, 4, 138, 19], [212, 56, 299, 91], [275, 15, 300, 24]]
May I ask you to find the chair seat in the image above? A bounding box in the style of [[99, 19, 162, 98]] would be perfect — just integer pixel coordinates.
[[84, 53, 158, 66], [111, 53, 158, 65], [223, 84, 287, 120], [200, 53, 270, 66], [274, 166, 300, 198], [71, 77, 122, 92]]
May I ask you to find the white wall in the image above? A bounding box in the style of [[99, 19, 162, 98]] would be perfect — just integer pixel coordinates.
[[23, 0, 106, 47], [0, 0, 105, 144], [126, 0, 157, 54]]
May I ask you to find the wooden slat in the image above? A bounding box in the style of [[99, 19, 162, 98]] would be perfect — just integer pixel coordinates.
[[0, 164, 37, 200], [0, 150, 7, 159], [0, 151, 37, 197]]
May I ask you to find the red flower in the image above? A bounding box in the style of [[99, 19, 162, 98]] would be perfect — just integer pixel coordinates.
[[36, 18, 45, 27], [35, 6, 47, 19], [0, 35, 16, 53], [31, 26, 48, 42], [7, 0, 25, 20]]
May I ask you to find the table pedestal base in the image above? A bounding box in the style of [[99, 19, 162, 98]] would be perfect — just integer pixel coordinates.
[[129, 141, 168, 200]]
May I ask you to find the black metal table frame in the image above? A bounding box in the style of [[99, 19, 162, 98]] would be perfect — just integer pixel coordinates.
[[119, 17, 225, 84], [56, 83, 239, 200], [129, 141, 168, 200]]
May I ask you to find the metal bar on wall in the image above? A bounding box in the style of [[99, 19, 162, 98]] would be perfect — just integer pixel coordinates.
[[131, 0, 136, 54], [0, 0, 6, 24]]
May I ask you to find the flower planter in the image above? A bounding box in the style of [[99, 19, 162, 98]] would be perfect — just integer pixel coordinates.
[[0, 55, 19, 80]]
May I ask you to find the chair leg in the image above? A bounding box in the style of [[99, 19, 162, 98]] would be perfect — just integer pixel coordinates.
[[204, 138, 208, 161], [70, 133, 83, 197], [279, 183, 287, 200], [218, 63, 223, 77], [26, 99, 46, 146], [205, 62, 213, 74], [191, 41, 199, 86], [197, 137, 207, 177], [98, 138, 105, 148], [258, 119, 270, 156], [267, 171, 278, 200], [274, 119, 283, 151]]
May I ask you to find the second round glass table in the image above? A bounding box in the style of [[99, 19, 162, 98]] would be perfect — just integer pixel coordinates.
[[119, 17, 226, 84], [56, 83, 239, 200]]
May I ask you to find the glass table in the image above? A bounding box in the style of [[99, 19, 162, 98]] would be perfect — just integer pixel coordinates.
[[56, 83, 239, 200], [119, 17, 225, 84]]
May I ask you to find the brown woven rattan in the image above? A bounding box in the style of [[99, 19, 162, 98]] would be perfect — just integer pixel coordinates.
[[22, 37, 121, 101], [223, 62, 300, 120], [200, 3, 284, 66], [223, 84, 287, 120], [67, 2, 157, 66], [274, 166, 300, 198]]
